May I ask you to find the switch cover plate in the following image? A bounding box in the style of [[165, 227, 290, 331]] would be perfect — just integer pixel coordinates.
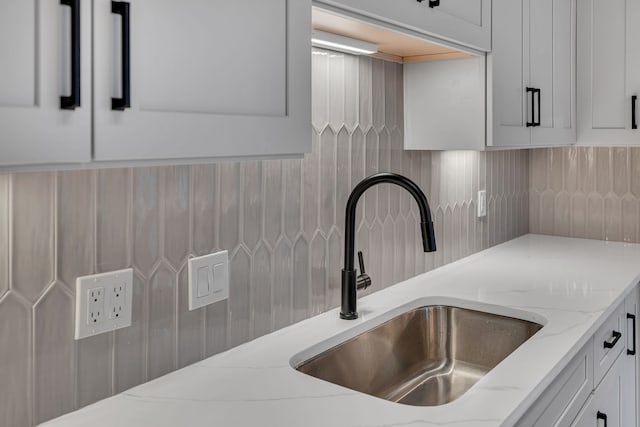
[[188, 251, 229, 311], [477, 190, 487, 218], [75, 268, 133, 340]]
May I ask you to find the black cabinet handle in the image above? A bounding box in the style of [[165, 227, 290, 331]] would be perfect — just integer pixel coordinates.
[[604, 330, 622, 349], [535, 88, 541, 127], [526, 88, 535, 127], [597, 411, 607, 427], [526, 88, 542, 127], [628, 313, 637, 355], [633, 96, 638, 130], [60, 0, 81, 110], [416, 0, 440, 6], [111, 1, 131, 111]]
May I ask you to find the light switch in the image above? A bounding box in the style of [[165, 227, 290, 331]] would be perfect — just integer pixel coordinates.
[[477, 190, 487, 218], [188, 251, 229, 311], [196, 266, 210, 298]]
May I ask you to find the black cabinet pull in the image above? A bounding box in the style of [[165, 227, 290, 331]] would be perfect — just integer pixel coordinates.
[[535, 88, 541, 127], [526, 88, 535, 127], [111, 1, 131, 111], [60, 0, 81, 110], [603, 330, 622, 349], [628, 313, 637, 355], [526, 88, 542, 127], [633, 95, 638, 130], [597, 411, 607, 427], [429, 0, 440, 7]]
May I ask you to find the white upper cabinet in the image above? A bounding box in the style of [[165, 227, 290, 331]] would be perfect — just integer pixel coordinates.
[[404, 56, 486, 151], [314, 0, 491, 51], [0, 0, 91, 166], [578, 0, 640, 145], [488, 0, 530, 148], [489, 0, 576, 148], [93, 0, 310, 162], [403, 0, 576, 150], [530, 0, 576, 145], [0, 0, 310, 168]]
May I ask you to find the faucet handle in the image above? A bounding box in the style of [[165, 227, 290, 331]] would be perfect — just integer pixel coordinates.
[[356, 251, 372, 291], [357, 251, 366, 275]]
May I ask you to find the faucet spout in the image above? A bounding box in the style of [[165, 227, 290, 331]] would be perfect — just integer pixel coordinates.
[[341, 172, 436, 320]]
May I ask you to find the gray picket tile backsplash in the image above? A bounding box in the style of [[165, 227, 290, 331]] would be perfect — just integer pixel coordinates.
[[530, 147, 640, 242], [0, 49, 529, 426]]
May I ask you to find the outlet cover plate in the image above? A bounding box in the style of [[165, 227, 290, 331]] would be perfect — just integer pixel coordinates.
[[75, 268, 133, 340], [188, 251, 229, 311]]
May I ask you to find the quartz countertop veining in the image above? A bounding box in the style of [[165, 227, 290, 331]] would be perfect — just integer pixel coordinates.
[[41, 234, 640, 427]]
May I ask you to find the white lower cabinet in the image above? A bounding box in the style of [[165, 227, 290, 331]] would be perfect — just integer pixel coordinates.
[[514, 341, 593, 427], [571, 351, 626, 427], [517, 288, 638, 427], [624, 286, 639, 427]]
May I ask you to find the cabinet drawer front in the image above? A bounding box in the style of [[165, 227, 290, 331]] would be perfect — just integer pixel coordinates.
[[515, 340, 593, 427], [594, 302, 625, 386]]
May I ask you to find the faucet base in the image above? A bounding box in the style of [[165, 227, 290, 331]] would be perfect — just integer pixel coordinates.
[[340, 311, 358, 320]]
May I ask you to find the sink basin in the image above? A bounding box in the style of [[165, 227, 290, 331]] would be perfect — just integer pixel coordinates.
[[295, 305, 542, 406]]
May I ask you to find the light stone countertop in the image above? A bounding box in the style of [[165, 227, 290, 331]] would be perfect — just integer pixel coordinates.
[[42, 234, 640, 427]]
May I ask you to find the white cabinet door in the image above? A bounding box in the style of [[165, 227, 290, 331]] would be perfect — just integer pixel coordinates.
[[487, 0, 531, 147], [489, 0, 576, 148], [0, 0, 91, 167], [571, 353, 625, 427], [530, 0, 576, 146], [314, 0, 491, 51], [578, 0, 640, 145], [623, 287, 639, 427], [93, 0, 310, 162], [514, 340, 593, 427]]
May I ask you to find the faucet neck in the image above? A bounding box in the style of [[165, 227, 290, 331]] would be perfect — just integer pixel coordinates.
[[343, 173, 435, 272]]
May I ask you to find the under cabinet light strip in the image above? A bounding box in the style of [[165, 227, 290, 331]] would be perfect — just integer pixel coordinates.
[[311, 30, 378, 55]]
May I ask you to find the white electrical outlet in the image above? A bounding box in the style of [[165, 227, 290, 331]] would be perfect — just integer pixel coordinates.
[[478, 190, 487, 218], [108, 282, 126, 320], [87, 288, 105, 325], [75, 268, 133, 340], [188, 251, 229, 311]]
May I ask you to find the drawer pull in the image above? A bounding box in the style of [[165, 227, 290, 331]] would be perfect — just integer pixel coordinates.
[[603, 330, 622, 349], [429, 0, 440, 7], [633, 96, 638, 130], [597, 411, 607, 427], [628, 313, 637, 355]]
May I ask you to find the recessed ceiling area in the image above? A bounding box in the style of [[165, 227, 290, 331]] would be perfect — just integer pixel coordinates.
[[312, 7, 474, 63]]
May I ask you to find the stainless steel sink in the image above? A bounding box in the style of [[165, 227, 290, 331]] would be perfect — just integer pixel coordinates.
[[295, 305, 542, 406]]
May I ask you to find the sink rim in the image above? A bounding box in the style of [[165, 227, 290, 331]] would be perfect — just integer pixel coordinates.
[[290, 296, 547, 371]]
